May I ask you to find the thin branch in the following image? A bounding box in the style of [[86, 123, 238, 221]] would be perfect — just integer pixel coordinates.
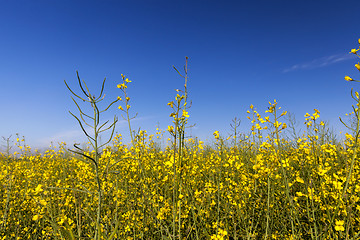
[[96, 78, 106, 101], [81, 79, 93, 100], [99, 118, 118, 148], [352, 106, 358, 118], [76, 71, 89, 98], [97, 120, 110, 133], [351, 88, 357, 101], [73, 143, 98, 163], [339, 117, 355, 132], [64, 80, 88, 102], [86, 136, 96, 151], [130, 113, 139, 120], [100, 99, 119, 113], [99, 118, 117, 133], [69, 111, 95, 142], [173, 66, 184, 78], [79, 112, 94, 128], [71, 96, 94, 120], [68, 147, 97, 167], [94, 102, 101, 127]]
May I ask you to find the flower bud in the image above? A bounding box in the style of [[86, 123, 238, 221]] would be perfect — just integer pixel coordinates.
[[345, 76, 353, 81], [350, 49, 359, 54], [356, 63, 360, 71]]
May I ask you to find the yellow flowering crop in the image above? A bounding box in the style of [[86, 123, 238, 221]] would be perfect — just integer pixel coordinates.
[[1, 40, 360, 239]]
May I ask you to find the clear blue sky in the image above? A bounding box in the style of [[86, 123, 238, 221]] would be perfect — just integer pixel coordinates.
[[1, 0, 360, 150]]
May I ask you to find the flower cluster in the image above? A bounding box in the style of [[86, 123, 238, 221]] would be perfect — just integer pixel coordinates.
[[345, 38, 360, 82], [1, 99, 359, 238]]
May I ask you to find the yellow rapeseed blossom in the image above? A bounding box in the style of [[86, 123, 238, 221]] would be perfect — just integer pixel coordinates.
[[167, 125, 174, 133], [335, 220, 345, 231], [167, 101, 174, 108], [182, 110, 189, 118], [3, 46, 360, 238], [355, 63, 360, 71], [345, 76, 353, 81], [350, 49, 359, 54], [34, 184, 43, 194]]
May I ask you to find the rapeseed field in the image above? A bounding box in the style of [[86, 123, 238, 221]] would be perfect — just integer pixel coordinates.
[[1, 42, 360, 240]]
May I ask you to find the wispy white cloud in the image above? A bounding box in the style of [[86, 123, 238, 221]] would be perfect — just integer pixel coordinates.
[[283, 53, 357, 73]]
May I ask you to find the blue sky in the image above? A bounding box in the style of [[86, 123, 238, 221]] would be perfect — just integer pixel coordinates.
[[1, 0, 360, 150]]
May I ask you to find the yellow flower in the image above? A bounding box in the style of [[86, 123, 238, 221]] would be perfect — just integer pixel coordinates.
[[296, 192, 305, 197], [345, 76, 353, 81], [333, 179, 342, 187], [117, 83, 127, 89], [213, 131, 220, 139], [167, 125, 174, 133], [182, 110, 189, 118], [295, 176, 304, 183], [117, 96, 122, 101], [35, 184, 43, 194], [167, 101, 174, 108], [355, 63, 360, 71], [335, 220, 345, 231], [58, 216, 67, 225], [118, 105, 124, 110], [32, 215, 40, 221], [350, 49, 358, 54]]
